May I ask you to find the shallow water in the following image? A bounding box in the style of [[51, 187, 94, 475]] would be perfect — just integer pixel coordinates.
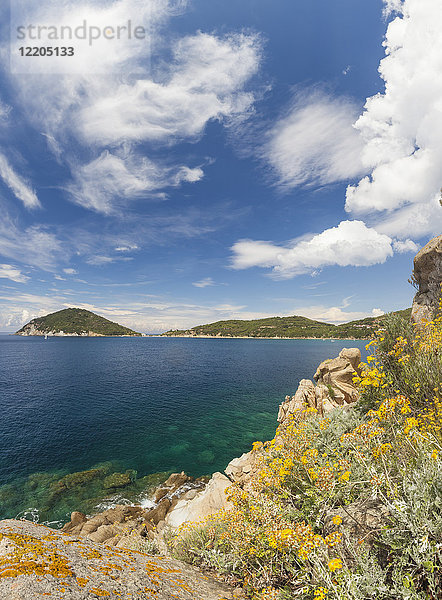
[[0, 336, 368, 524]]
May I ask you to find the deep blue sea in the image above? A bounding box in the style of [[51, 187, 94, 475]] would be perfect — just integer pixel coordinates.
[[0, 336, 368, 526]]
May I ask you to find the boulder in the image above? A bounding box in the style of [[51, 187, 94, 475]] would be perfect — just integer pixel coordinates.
[[0, 519, 236, 599], [411, 235, 442, 323], [225, 451, 255, 484], [154, 471, 192, 503], [314, 348, 361, 406], [166, 472, 232, 529]]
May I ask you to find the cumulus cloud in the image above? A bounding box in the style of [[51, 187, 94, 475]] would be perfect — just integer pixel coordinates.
[[231, 220, 397, 278], [63, 268, 78, 275], [345, 0, 442, 239], [0, 264, 29, 283], [0, 154, 40, 209], [266, 90, 365, 188]]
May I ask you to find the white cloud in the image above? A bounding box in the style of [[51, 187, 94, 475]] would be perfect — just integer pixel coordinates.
[[7, 0, 262, 214], [266, 90, 365, 188], [345, 0, 442, 239], [63, 268, 78, 275], [296, 305, 385, 324], [115, 244, 139, 252], [0, 153, 40, 209], [231, 220, 395, 278], [68, 152, 204, 213], [0, 264, 29, 283], [192, 277, 217, 288], [77, 32, 261, 147], [0, 212, 63, 270], [393, 239, 419, 254]]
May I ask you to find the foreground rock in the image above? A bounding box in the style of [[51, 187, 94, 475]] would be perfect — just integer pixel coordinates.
[[412, 234, 442, 323], [61, 472, 206, 549], [0, 519, 236, 599], [166, 473, 232, 529], [278, 348, 362, 421]]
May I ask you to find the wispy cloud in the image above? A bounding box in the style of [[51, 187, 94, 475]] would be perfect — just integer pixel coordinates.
[[192, 277, 216, 288], [265, 89, 365, 189], [0, 264, 29, 283], [0, 211, 63, 270], [7, 1, 263, 215], [0, 153, 40, 209]]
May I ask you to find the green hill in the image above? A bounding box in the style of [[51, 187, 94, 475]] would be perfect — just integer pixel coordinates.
[[15, 308, 142, 337], [162, 308, 412, 339]]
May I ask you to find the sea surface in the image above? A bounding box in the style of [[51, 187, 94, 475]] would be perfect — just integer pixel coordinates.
[[0, 336, 368, 526]]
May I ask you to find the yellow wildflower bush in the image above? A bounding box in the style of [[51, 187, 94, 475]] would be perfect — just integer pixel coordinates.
[[171, 310, 442, 599]]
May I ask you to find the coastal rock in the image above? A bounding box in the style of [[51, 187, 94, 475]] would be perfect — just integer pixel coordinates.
[[411, 234, 442, 323], [314, 348, 362, 406], [278, 349, 361, 421], [166, 472, 232, 529], [154, 472, 192, 503], [0, 519, 235, 599], [277, 379, 316, 423], [225, 451, 255, 484]]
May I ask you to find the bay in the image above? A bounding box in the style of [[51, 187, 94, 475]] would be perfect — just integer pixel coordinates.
[[0, 336, 368, 524]]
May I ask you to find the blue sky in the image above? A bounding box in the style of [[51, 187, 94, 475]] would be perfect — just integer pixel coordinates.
[[0, 0, 441, 333]]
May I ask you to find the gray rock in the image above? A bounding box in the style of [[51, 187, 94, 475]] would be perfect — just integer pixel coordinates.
[[412, 235, 442, 323], [0, 519, 236, 599]]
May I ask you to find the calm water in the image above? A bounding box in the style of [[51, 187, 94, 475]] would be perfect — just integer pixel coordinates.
[[0, 336, 368, 525]]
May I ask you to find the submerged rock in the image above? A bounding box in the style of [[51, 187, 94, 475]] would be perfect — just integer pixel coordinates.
[[0, 519, 235, 599], [102, 469, 136, 490]]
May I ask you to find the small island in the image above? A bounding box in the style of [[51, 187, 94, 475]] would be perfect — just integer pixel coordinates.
[[162, 308, 412, 340], [15, 308, 142, 337]]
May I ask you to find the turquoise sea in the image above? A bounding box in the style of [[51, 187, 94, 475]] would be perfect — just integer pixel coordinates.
[[0, 336, 368, 526]]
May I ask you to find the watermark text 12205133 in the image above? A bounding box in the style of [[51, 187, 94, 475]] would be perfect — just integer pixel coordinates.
[[19, 47, 74, 57], [10, 0, 152, 75]]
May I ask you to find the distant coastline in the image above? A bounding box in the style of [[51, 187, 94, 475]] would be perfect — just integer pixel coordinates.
[[155, 335, 370, 340]]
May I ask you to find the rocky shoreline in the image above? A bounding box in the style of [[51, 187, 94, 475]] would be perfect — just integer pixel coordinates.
[[0, 346, 363, 599]]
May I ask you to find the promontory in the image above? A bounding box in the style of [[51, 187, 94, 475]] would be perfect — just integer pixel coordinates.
[[15, 308, 142, 337]]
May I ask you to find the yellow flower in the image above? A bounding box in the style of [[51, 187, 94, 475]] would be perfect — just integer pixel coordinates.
[[314, 588, 329, 600], [328, 558, 343, 572], [332, 515, 343, 526], [340, 471, 350, 482], [431, 449, 438, 460]]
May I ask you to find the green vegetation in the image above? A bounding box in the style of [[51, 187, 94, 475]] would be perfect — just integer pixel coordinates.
[[15, 308, 141, 336], [169, 307, 442, 599], [162, 309, 412, 339]]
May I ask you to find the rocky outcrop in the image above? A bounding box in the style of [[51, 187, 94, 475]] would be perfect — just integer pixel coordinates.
[[0, 519, 236, 599], [166, 473, 232, 530], [278, 348, 362, 422], [314, 347, 362, 406], [61, 472, 207, 549], [411, 235, 442, 323]]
